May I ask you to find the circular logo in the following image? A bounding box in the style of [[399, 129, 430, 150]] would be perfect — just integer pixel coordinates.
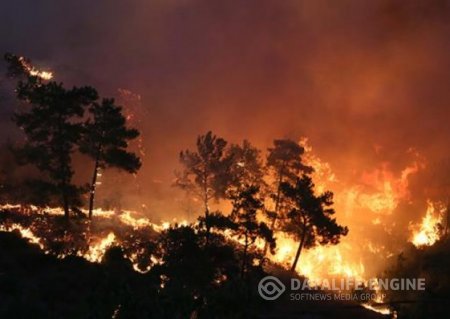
[[258, 276, 286, 300]]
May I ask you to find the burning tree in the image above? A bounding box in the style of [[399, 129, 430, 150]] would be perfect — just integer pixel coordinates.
[[281, 175, 348, 272], [79, 98, 141, 218], [5, 54, 98, 218]]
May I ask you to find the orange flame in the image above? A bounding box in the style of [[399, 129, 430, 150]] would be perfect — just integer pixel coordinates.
[[410, 201, 445, 247], [0, 223, 44, 249], [82, 232, 116, 263], [267, 232, 365, 282], [18, 56, 53, 80]]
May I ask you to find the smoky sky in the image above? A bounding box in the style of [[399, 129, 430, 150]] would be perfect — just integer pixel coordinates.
[[1, 0, 449, 218]]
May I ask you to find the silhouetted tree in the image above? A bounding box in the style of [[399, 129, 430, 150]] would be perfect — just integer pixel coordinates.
[[263, 139, 312, 254], [228, 185, 275, 278], [281, 175, 348, 271], [156, 225, 241, 317], [79, 98, 141, 218], [4, 53, 32, 78], [0, 141, 17, 203], [384, 237, 450, 318], [225, 140, 266, 203], [175, 131, 231, 219], [445, 200, 450, 237], [5, 53, 98, 218]]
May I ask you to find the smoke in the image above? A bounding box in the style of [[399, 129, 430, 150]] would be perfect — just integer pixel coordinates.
[[0, 0, 449, 228]]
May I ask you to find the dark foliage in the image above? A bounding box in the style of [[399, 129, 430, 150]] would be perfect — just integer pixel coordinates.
[[175, 131, 231, 215], [0, 218, 271, 319], [228, 185, 275, 277], [383, 237, 450, 318], [79, 98, 141, 218], [281, 175, 348, 271], [263, 139, 313, 255], [5, 53, 98, 218]]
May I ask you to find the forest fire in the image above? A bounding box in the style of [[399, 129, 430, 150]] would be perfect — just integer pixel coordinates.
[[410, 201, 446, 247], [278, 140, 422, 282], [1, 2, 450, 316], [1, 137, 432, 286], [1, 154, 445, 301], [0, 202, 363, 283], [270, 232, 365, 282], [0, 203, 189, 272], [0, 132, 444, 296]]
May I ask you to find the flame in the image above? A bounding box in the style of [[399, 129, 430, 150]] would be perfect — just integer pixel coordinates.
[[18, 56, 53, 80], [0, 141, 434, 289], [410, 201, 445, 247], [0, 139, 426, 285], [0, 203, 189, 273], [0, 223, 44, 249], [117, 210, 154, 229], [0, 204, 398, 317], [355, 160, 422, 215], [299, 137, 337, 193], [83, 232, 116, 262], [361, 304, 393, 316], [0, 200, 366, 282], [290, 139, 365, 281], [288, 141, 427, 282], [267, 232, 365, 282]]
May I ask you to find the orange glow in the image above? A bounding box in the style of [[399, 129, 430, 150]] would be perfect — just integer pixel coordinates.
[[0, 140, 437, 284], [266, 232, 365, 282], [410, 201, 445, 247], [361, 304, 393, 316], [83, 232, 116, 263], [0, 203, 188, 271], [299, 138, 337, 194], [354, 159, 423, 215], [0, 223, 44, 249]]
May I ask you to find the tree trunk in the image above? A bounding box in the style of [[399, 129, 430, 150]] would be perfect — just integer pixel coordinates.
[[88, 145, 102, 219], [241, 232, 249, 279], [88, 160, 99, 219], [203, 171, 212, 243], [445, 199, 450, 237], [56, 113, 70, 220], [62, 186, 70, 219], [58, 180, 70, 220], [203, 173, 209, 218], [205, 209, 211, 244], [291, 229, 307, 272], [262, 169, 284, 256]]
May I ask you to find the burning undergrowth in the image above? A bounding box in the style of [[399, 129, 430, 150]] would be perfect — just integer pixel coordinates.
[[0, 205, 160, 272]]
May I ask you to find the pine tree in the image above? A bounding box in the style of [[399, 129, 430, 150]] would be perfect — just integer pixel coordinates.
[[263, 139, 312, 254], [5, 53, 98, 218], [281, 175, 348, 272], [175, 131, 230, 218], [228, 185, 274, 278], [79, 98, 141, 218], [225, 140, 266, 204]]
